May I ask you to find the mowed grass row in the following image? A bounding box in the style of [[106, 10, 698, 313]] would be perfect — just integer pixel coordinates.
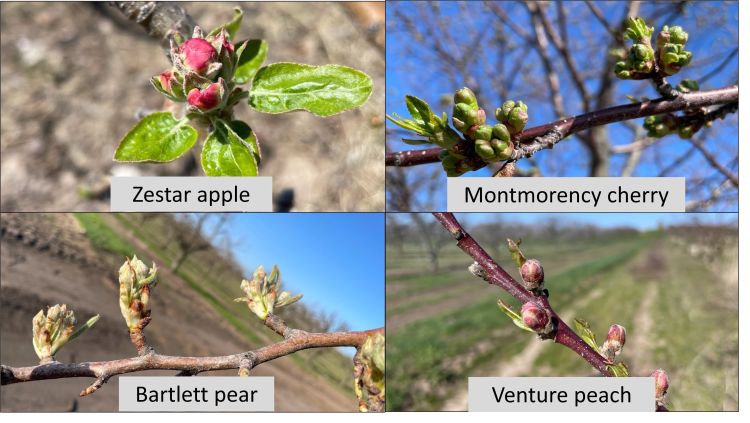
[[387, 235, 644, 316], [386, 235, 650, 411]]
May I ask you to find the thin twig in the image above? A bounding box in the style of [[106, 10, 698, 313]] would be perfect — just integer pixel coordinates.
[[1, 327, 384, 393]]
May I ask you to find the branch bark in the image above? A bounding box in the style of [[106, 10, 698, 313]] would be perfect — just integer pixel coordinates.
[[112, 1, 197, 50], [1, 327, 384, 394], [386, 85, 738, 168]]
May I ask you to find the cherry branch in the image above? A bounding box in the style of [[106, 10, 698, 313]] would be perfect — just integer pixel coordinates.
[[386, 85, 738, 168], [431, 212, 613, 376], [1, 326, 384, 394]]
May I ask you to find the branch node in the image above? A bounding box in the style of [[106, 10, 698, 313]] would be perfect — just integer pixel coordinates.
[[80, 376, 107, 397]]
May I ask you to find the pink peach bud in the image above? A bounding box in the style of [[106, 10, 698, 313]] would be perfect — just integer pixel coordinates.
[[651, 369, 669, 399], [179, 38, 217, 74], [521, 301, 548, 332], [607, 324, 626, 349], [520, 259, 544, 288], [187, 82, 222, 110]]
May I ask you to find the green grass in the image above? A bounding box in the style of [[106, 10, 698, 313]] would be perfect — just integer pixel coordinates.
[[74, 213, 139, 257]]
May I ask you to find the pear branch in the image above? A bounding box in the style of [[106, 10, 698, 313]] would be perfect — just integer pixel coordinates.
[[1, 327, 384, 396], [386, 85, 738, 167]]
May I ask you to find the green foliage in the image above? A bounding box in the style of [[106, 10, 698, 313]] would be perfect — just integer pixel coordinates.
[[201, 120, 259, 176], [248, 63, 373, 116], [114, 112, 198, 162], [234, 40, 268, 84]]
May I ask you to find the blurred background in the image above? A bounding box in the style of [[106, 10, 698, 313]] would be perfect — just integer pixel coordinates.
[[0, 212, 384, 411], [386, 1, 738, 211], [386, 212, 738, 411], [0, 2, 385, 212]]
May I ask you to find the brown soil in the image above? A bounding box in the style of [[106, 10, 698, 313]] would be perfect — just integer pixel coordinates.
[[0, 214, 355, 411], [0, 2, 384, 212]]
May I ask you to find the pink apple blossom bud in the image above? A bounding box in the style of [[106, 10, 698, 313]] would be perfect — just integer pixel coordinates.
[[187, 81, 223, 111], [160, 70, 174, 91], [179, 38, 217, 74], [521, 301, 549, 332], [520, 259, 544, 288], [651, 369, 669, 399], [606, 324, 626, 350]]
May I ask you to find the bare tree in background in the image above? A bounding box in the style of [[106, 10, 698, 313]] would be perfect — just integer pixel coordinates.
[[386, 1, 738, 211], [168, 213, 233, 272]]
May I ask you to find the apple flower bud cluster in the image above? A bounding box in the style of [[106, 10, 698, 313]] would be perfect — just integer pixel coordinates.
[[354, 332, 385, 412], [152, 26, 247, 114], [32, 304, 99, 363], [118, 255, 158, 331], [234, 265, 302, 320]]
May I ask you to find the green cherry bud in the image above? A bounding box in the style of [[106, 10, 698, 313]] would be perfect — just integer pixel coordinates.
[[632, 44, 653, 61], [507, 103, 528, 134], [473, 124, 493, 141], [490, 139, 514, 161], [496, 100, 516, 122], [614, 61, 631, 79], [668, 26, 688, 45], [474, 139, 495, 161], [624, 17, 654, 43], [678, 126, 695, 139], [454, 87, 478, 108], [492, 124, 511, 143]]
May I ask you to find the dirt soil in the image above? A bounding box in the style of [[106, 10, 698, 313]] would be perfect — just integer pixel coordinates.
[[0, 2, 385, 212], [0, 213, 356, 411]]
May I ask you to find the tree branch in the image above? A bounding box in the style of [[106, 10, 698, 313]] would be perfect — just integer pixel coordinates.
[[1, 327, 384, 394], [432, 212, 613, 376], [386, 84, 738, 168], [112, 1, 197, 50]]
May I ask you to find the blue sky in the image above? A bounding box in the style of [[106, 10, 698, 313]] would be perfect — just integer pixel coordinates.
[[390, 212, 737, 231], [196, 213, 384, 331], [386, 1, 738, 211]]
